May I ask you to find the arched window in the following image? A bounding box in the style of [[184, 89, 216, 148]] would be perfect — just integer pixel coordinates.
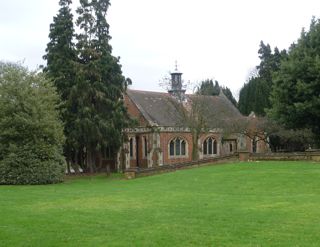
[[203, 137, 217, 155], [169, 137, 187, 157]]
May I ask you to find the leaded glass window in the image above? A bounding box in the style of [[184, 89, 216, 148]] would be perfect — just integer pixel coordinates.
[[169, 138, 187, 157], [203, 137, 217, 155]]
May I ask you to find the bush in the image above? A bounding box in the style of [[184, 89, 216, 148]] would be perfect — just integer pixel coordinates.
[[0, 62, 65, 184]]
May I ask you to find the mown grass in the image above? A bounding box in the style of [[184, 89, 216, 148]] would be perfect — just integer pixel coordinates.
[[1, 161, 320, 246]]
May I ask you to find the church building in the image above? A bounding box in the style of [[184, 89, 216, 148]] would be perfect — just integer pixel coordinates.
[[114, 67, 269, 171]]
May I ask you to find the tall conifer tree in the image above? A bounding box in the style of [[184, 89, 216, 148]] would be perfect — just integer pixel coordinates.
[[269, 17, 320, 140], [44, 0, 76, 98], [74, 0, 129, 172], [238, 42, 287, 116], [43, 0, 77, 172]]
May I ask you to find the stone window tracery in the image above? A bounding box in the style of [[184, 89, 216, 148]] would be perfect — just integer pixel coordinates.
[[169, 137, 187, 157], [203, 137, 217, 155]]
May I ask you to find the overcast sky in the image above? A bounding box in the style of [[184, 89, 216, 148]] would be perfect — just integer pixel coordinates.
[[1, 0, 320, 98]]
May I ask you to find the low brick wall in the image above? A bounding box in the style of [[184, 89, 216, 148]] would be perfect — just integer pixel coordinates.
[[124, 151, 320, 179], [124, 154, 238, 179], [307, 150, 320, 161], [250, 152, 308, 161], [250, 151, 320, 161]]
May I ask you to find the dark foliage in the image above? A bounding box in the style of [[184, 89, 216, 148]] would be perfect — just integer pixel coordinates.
[[238, 41, 287, 116], [0, 62, 65, 184], [196, 79, 237, 107], [269, 17, 320, 141]]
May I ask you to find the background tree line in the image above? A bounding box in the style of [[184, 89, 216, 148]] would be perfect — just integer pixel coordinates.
[[236, 17, 320, 150], [196, 79, 237, 107], [238, 41, 287, 116]]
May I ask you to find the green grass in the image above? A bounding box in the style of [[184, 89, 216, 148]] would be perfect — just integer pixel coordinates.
[[1, 161, 320, 247]]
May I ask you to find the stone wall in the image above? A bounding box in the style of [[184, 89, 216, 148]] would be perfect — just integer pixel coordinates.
[[250, 151, 320, 161]]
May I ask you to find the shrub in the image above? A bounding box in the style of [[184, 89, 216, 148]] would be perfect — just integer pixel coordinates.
[[0, 62, 65, 184]]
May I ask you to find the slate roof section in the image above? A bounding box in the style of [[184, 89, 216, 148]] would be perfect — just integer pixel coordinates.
[[126, 89, 243, 127], [126, 89, 183, 126], [188, 92, 243, 127]]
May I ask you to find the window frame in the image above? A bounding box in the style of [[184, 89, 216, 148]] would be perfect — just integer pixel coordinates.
[[168, 137, 188, 158], [203, 137, 218, 156]]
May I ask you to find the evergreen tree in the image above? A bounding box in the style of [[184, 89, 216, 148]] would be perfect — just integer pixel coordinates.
[[0, 62, 65, 185], [74, 0, 129, 172], [197, 79, 237, 106], [43, 0, 76, 99], [269, 17, 320, 139], [197, 79, 219, 95], [238, 78, 259, 115], [257, 41, 273, 82], [238, 41, 287, 116], [43, 0, 77, 172], [238, 82, 249, 115], [221, 86, 237, 107]]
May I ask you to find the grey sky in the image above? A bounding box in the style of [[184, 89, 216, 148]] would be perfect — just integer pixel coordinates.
[[1, 0, 320, 98]]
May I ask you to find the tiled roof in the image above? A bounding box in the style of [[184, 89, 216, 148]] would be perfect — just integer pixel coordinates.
[[126, 89, 243, 128]]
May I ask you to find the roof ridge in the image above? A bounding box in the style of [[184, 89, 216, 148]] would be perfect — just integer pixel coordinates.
[[127, 88, 169, 95]]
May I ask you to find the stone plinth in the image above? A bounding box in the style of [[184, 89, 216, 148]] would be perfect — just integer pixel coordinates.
[[124, 168, 138, 179], [238, 151, 250, 161]]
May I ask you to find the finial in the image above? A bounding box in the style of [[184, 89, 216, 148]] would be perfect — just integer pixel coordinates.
[[175, 60, 178, 71]]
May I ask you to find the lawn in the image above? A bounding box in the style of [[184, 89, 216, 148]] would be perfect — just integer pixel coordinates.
[[1, 161, 320, 247]]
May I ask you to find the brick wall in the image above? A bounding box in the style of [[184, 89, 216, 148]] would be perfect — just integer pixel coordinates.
[[160, 132, 193, 165], [124, 94, 148, 126], [250, 152, 320, 161]]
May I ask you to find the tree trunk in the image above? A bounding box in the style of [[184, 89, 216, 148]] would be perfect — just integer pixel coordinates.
[[86, 149, 94, 173], [106, 163, 111, 176], [97, 151, 103, 172], [66, 151, 72, 174], [73, 150, 80, 174], [192, 130, 199, 161], [66, 160, 71, 174]]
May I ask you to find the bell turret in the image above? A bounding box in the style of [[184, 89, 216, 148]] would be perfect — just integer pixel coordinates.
[[168, 62, 186, 101]]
